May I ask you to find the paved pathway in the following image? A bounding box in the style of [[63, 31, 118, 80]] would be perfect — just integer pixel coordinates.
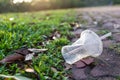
[[70, 6, 120, 80]]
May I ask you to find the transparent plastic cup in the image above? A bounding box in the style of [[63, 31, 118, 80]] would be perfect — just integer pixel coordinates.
[[62, 30, 106, 64]]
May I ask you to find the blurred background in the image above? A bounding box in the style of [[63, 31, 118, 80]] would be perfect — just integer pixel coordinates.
[[0, 0, 120, 13]]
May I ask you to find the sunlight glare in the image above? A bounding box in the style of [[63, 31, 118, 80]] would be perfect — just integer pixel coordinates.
[[13, 0, 32, 4]]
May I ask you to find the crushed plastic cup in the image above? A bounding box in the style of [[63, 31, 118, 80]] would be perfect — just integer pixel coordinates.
[[61, 30, 112, 64]]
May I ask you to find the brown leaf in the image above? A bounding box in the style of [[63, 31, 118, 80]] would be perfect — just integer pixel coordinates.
[[81, 57, 94, 65], [0, 53, 24, 64], [0, 48, 47, 64], [74, 60, 86, 68], [14, 48, 32, 56], [0, 48, 31, 64]]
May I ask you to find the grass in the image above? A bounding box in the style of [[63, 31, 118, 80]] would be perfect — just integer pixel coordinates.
[[0, 10, 76, 80], [109, 43, 120, 53]]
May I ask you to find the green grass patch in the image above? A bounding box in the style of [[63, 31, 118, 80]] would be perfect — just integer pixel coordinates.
[[0, 10, 75, 79], [109, 43, 120, 53]]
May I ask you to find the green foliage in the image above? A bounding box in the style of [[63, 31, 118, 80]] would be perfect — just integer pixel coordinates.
[[0, 9, 75, 79], [109, 43, 120, 53], [96, 29, 110, 35], [113, 0, 120, 4]]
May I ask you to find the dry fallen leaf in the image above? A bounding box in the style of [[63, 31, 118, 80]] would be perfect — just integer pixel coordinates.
[[64, 63, 72, 70], [0, 48, 48, 64], [25, 53, 35, 61], [49, 30, 61, 40], [69, 22, 81, 30], [81, 57, 94, 65], [74, 60, 86, 68], [25, 68, 35, 73], [51, 67, 58, 73], [28, 48, 48, 53], [0, 74, 32, 80], [0, 53, 24, 64]]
